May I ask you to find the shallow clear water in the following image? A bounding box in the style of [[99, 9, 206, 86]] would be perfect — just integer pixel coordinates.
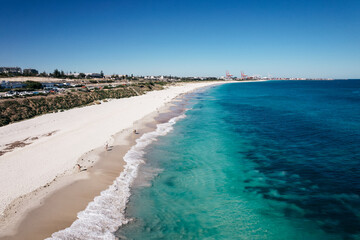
[[116, 80, 360, 240]]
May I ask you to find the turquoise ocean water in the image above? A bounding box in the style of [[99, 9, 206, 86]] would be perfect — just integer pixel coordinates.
[[116, 80, 360, 240]]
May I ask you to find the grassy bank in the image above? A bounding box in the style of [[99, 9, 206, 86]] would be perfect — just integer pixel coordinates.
[[0, 82, 167, 127]]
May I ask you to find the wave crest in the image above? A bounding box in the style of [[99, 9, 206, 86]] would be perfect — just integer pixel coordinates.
[[47, 114, 185, 240]]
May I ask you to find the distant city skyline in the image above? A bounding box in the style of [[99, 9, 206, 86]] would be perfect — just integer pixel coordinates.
[[1, 0, 359, 79]]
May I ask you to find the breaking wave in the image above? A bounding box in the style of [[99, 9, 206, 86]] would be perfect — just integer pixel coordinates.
[[47, 114, 186, 240]]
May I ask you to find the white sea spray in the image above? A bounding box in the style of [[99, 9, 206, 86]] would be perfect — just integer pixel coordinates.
[[47, 114, 186, 240]]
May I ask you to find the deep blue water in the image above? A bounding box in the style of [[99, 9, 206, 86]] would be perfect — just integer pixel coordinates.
[[116, 80, 360, 240]]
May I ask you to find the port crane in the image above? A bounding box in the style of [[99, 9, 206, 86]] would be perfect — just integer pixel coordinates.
[[241, 72, 248, 79], [226, 71, 233, 79]]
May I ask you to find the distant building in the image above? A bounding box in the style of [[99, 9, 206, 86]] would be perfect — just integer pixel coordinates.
[[0, 67, 22, 74], [87, 73, 102, 78], [1, 81, 25, 89], [65, 72, 80, 78], [23, 68, 39, 75], [42, 82, 55, 88]]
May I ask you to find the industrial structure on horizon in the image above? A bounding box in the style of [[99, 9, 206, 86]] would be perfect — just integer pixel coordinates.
[[222, 71, 254, 80], [221, 71, 333, 81]]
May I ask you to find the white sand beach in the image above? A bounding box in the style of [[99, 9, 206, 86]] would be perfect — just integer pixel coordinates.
[[0, 81, 228, 238]]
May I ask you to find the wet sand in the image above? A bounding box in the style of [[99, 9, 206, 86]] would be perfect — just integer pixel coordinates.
[[0, 89, 194, 240]]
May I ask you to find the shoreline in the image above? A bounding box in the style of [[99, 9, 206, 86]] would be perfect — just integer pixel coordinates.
[[0, 81, 231, 239]]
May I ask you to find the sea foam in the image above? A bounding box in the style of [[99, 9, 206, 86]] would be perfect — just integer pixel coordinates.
[[47, 114, 185, 240]]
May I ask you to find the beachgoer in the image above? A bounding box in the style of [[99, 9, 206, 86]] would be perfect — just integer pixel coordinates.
[[76, 164, 81, 171]]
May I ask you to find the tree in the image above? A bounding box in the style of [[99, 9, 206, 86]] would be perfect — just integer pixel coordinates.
[[53, 69, 60, 78], [111, 74, 120, 80], [25, 81, 42, 90], [78, 73, 86, 79], [100, 70, 104, 78], [39, 71, 48, 77]]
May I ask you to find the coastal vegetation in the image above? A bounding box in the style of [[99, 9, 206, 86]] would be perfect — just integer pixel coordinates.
[[24, 81, 43, 90], [1, 68, 141, 81], [0, 82, 167, 126]]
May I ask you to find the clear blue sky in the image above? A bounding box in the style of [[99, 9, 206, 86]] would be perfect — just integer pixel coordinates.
[[0, 0, 359, 78]]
